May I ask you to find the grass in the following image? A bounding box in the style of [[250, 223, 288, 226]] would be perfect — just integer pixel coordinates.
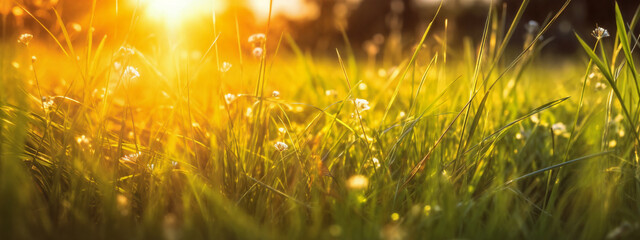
[[2, 0, 640, 239]]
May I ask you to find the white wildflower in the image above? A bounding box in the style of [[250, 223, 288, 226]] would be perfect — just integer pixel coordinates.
[[552, 122, 567, 135], [274, 141, 288, 152], [592, 26, 610, 40], [18, 33, 33, 46], [224, 93, 236, 104], [252, 47, 264, 58], [123, 66, 140, 80], [354, 98, 370, 112], [42, 96, 55, 112], [366, 157, 381, 169], [272, 90, 280, 98], [120, 152, 141, 164], [248, 33, 266, 45], [530, 114, 540, 124], [595, 82, 607, 90], [525, 20, 539, 34], [119, 46, 135, 56], [220, 62, 232, 73]]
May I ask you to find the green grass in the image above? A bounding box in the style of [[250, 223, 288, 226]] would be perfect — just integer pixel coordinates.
[[2, 0, 640, 239]]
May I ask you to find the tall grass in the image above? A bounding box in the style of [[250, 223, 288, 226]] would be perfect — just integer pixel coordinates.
[[2, 0, 640, 239]]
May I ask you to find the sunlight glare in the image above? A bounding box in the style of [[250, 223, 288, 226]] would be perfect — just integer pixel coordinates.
[[248, 0, 318, 21], [139, 0, 226, 24]]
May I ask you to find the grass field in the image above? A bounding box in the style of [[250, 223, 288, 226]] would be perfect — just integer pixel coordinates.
[[2, 0, 640, 239]]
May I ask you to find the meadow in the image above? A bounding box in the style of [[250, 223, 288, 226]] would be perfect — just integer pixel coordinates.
[[2, 0, 640, 239]]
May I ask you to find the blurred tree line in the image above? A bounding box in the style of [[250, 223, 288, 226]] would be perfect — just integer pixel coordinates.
[[289, 0, 639, 58], [2, 0, 638, 58]]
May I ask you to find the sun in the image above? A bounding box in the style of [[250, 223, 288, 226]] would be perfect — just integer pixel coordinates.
[[138, 0, 226, 24]]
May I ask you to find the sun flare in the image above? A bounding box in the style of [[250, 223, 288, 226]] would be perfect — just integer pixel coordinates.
[[138, 0, 226, 24]]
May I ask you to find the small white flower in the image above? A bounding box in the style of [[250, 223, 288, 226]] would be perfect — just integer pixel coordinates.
[[220, 62, 232, 73], [524, 20, 539, 34], [42, 96, 55, 112], [272, 90, 280, 98], [123, 66, 140, 80], [120, 152, 142, 164], [252, 47, 264, 58], [354, 98, 370, 112], [278, 127, 287, 135], [119, 46, 135, 56], [366, 157, 381, 169], [245, 107, 253, 117], [552, 122, 567, 135], [595, 82, 607, 90], [591, 26, 610, 40], [224, 93, 236, 104], [274, 141, 288, 152], [18, 33, 33, 46], [530, 114, 540, 123], [248, 33, 266, 45], [114, 61, 122, 71]]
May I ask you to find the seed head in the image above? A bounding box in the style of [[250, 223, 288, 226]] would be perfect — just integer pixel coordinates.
[[220, 62, 232, 73], [591, 26, 610, 40], [248, 33, 266, 45], [42, 96, 55, 112], [552, 122, 567, 135], [365, 157, 381, 169], [524, 20, 539, 34], [252, 47, 264, 58], [119, 46, 135, 56], [120, 152, 142, 164], [354, 98, 370, 112], [274, 141, 288, 152], [224, 93, 236, 104], [123, 66, 140, 80], [18, 33, 33, 46]]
